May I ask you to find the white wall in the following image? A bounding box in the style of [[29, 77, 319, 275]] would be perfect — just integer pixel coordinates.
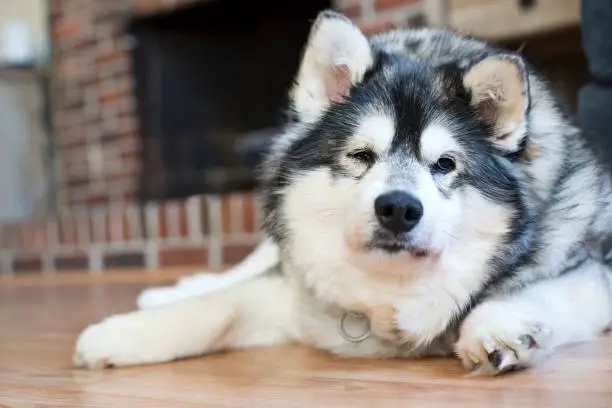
[[0, 0, 48, 64], [0, 1, 49, 220], [0, 70, 47, 221]]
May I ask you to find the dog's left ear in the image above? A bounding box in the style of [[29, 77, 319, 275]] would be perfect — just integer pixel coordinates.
[[463, 55, 530, 153], [290, 11, 373, 123]]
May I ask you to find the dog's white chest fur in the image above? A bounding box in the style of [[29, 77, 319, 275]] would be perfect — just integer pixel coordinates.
[[288, 237, 498, 347]]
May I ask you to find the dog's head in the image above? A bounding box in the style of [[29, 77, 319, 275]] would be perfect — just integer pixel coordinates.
[[264, 11, 537, 272]]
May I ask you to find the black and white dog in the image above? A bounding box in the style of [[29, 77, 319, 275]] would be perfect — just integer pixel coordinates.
[[75, 11, 612, 375]]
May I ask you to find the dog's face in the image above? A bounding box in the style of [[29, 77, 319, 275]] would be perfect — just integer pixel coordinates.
[[266, 11, 532, 270]]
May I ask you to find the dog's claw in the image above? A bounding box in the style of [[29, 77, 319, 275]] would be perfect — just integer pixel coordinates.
[[467, 352, 481, 366]]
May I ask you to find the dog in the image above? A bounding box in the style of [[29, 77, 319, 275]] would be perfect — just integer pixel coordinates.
[[74, 10, 612, 375]]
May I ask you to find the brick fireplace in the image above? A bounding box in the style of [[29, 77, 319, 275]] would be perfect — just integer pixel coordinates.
[[0, 0, 425, 274]]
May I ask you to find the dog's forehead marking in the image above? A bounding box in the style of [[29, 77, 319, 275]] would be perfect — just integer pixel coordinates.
[[420, 123, 461, 161], [353, 113, 395, 153]]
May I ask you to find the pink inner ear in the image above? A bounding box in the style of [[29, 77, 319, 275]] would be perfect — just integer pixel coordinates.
[[476, 99, 497, 123], [326, 64, 352, 103]]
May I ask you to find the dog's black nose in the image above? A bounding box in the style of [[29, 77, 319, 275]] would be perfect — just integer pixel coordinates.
[[374, 191, 423, 233]]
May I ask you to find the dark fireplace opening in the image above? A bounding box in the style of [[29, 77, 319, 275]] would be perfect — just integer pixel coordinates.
[[129, 0, 331, 202]]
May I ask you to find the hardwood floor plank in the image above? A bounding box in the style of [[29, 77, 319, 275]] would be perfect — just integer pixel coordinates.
[[1, 272, 611, 407]]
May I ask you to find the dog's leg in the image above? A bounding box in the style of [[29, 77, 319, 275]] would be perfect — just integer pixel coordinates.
[[74, 273, 297, 369], [136, 237, 279, 309], [455, 260, 612, 375]]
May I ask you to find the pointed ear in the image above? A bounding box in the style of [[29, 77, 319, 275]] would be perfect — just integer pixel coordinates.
[[290, 11, 373, 122], [463, 55, 530, 153]]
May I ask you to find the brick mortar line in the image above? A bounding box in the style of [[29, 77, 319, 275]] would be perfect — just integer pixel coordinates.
[[187, 195, 203, 243], [206, 196, 223, 268], [145, 241, 159, 270]]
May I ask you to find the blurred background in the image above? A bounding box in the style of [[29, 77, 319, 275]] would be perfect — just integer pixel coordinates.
[[0, 0, 586, 274]]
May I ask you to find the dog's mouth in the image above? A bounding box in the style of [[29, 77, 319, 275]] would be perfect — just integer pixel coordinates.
[[373, 241, 431, 257], [367, 232, 434, 257]]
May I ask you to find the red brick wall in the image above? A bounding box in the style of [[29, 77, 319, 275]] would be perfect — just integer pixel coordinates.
[[52, 0, 134, 207], [52, 0, 218, 208], [0, 192, 262, 273]]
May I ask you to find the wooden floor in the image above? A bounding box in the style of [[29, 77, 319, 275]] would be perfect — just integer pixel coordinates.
[[2, 271, 612, 408]]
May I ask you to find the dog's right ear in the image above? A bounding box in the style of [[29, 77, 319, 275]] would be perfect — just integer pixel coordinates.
[[290, 11, 373, 123], [462, 55, 530, 153]]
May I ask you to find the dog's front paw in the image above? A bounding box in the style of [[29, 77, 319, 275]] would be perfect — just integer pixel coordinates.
[[73, 313, 159, 369], [455, 302, 551, 375]]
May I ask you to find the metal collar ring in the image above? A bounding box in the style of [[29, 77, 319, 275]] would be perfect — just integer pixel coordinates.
[[338, 311, 372, 344]]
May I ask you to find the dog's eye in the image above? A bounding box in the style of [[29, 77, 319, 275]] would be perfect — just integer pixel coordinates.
[[433, 155, 456, 174], [348, 149, 376, 165]]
